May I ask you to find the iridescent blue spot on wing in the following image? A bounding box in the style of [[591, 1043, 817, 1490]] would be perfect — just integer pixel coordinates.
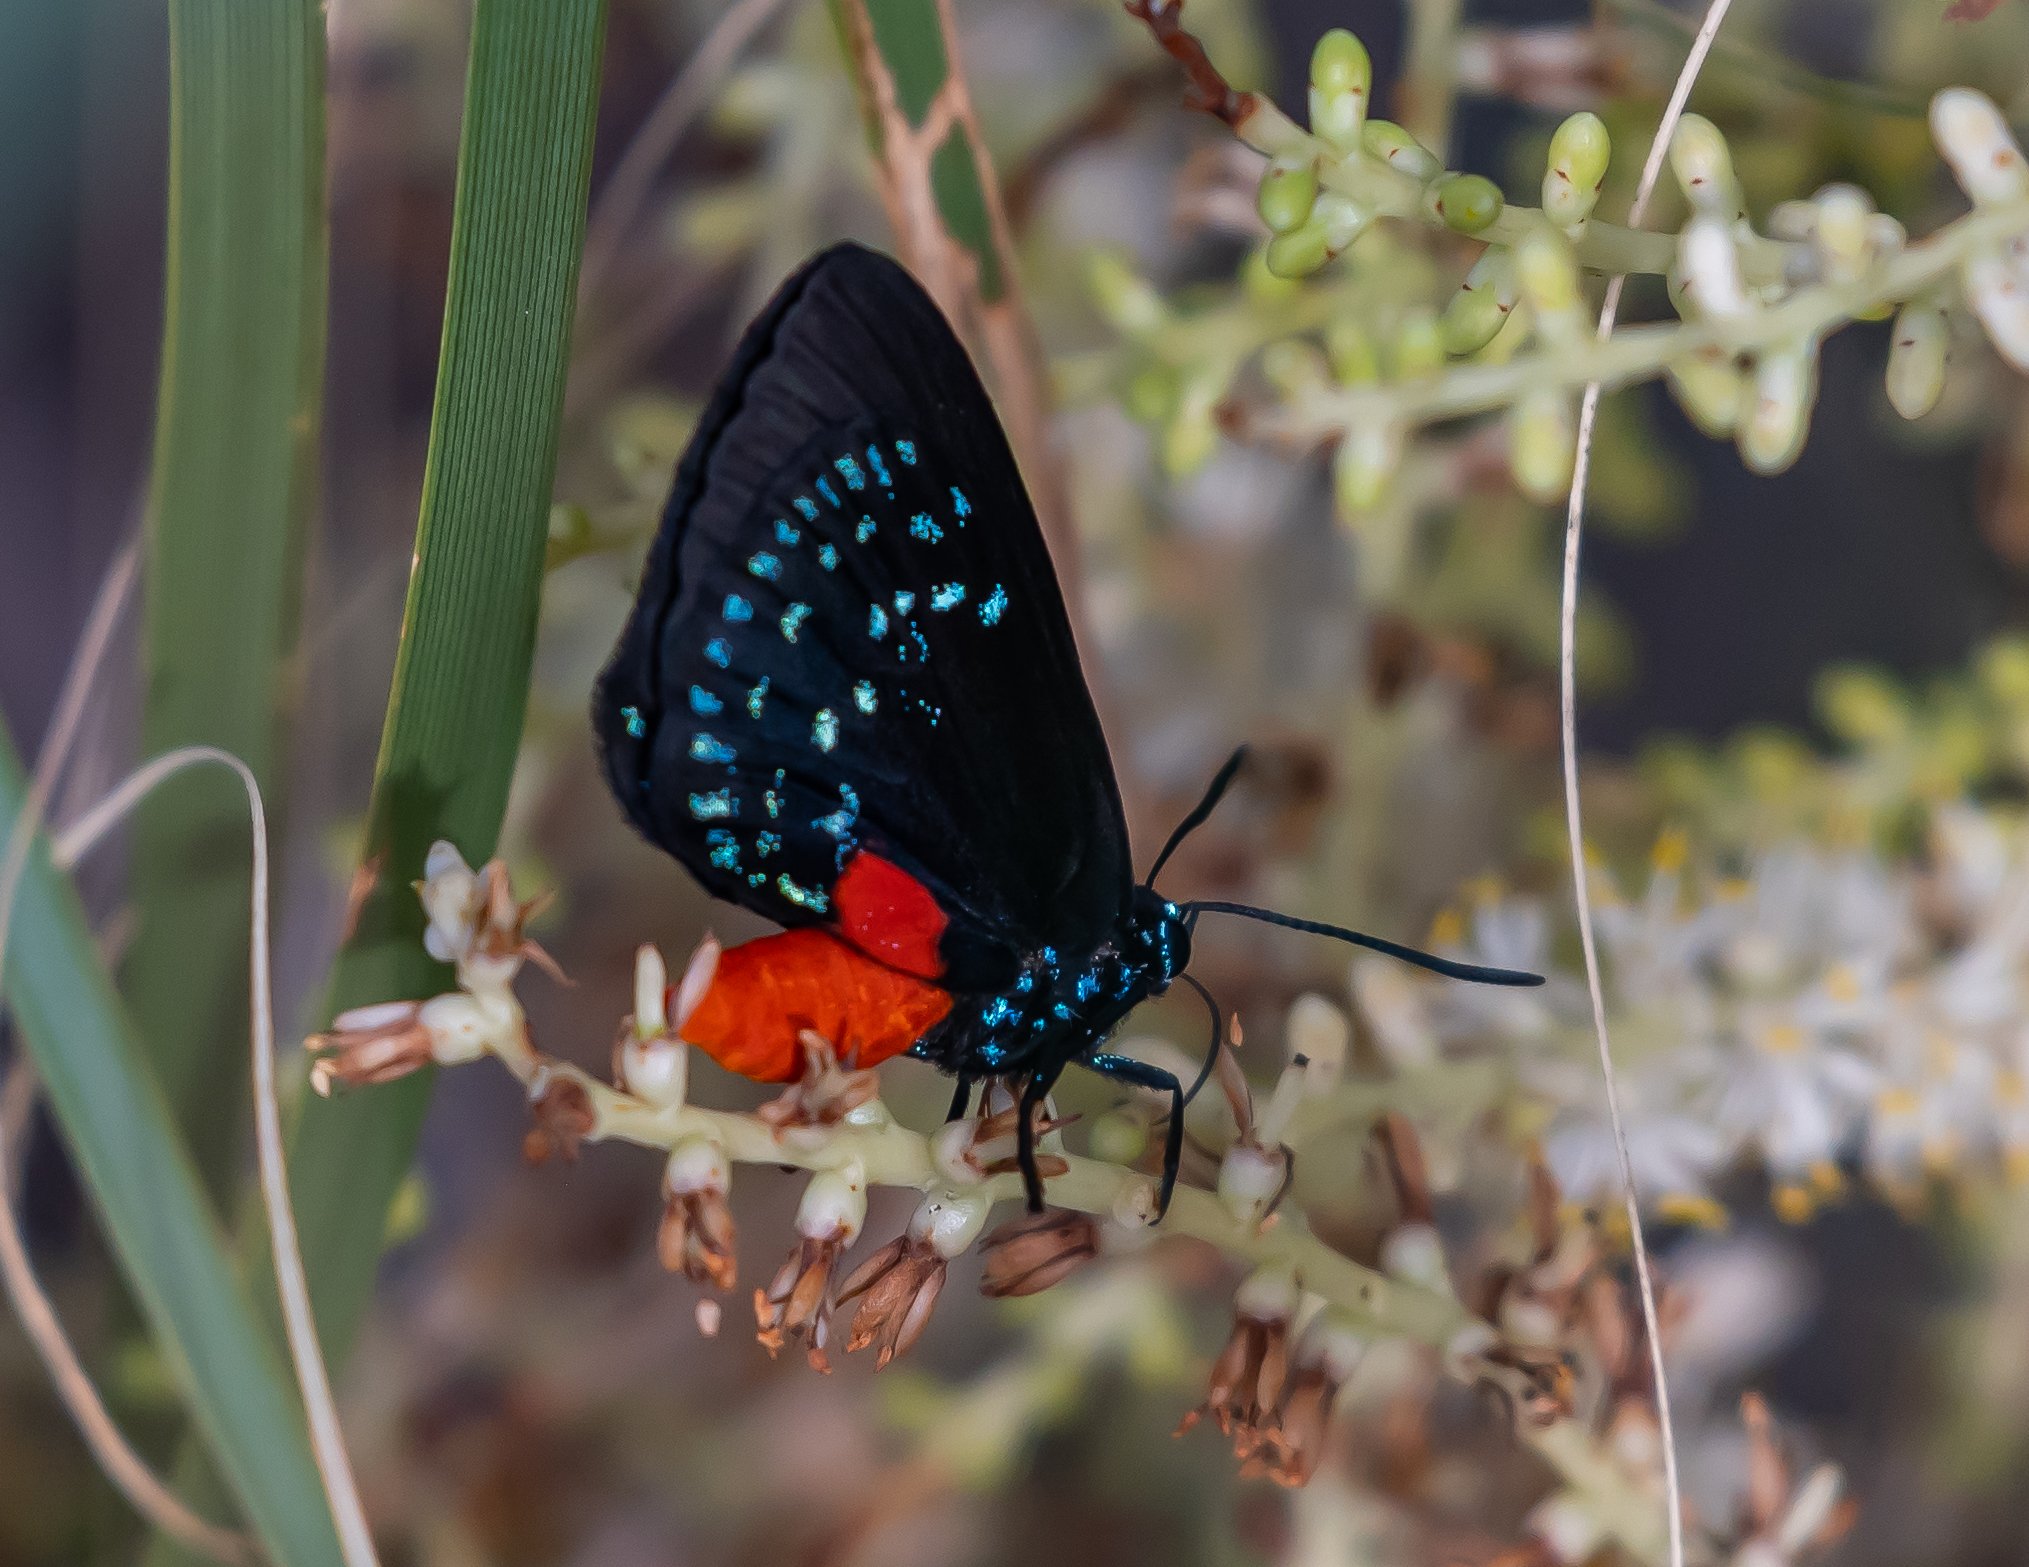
[[835, 454, 865, 490], [866, 445, 891, 487], [777, 874, 828, 913], [793, 496, 818, 521], [706, 829, 740, 871], [816, 476, 841, 508], [691, 733, 737, 765], [853, 679, 877, 714], [774, 519, 801, 547], [764, 788, 781, 819], [893, 590, 915, 614], [780, 602, 811, 642], [704, 638, 731, 669], [748, 551, 782, 581], [812, 708, 839, 752], [930, 582, 965, 612], [980, 584, 1009, 626], [688, 789, 735, 821], [746, 675, 770, 719], [868, 604, 888, 638], [856, 517, 876, 543], [909, 512, 942, 543], [818, 543, 838, 570], [688, 685, 723, 716], [950, 487, 971, 521], [896, 439, 917, 465], [620, 705, 647, 739], [757, 830, 781, 857], [722, 594, 753, 623]]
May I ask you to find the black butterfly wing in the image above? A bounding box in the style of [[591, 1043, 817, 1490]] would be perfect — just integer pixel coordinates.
[[594, 243, 1131, 993]]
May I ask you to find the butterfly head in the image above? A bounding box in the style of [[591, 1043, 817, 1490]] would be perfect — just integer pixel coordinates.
[[1125, 884, 1192, 997]]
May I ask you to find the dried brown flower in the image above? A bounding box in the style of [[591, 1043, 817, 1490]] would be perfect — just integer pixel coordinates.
[[978, 1207, 1100, 1298], [307, 1001, 437, 1094], [755, 1032, 882, 1135], [1174, 1266, 1298, 1456], [522, 1070, 595, 1165], [837, 1235, 946, 1369], [658, 1138, 736, 1290], [754, 1167, 865, 1372]]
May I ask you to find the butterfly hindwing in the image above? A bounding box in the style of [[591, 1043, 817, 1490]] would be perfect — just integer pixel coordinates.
[[595, 244, 1131, 993]]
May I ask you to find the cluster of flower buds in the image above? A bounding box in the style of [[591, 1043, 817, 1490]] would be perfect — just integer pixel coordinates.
[[307, 841, 542, 1093]]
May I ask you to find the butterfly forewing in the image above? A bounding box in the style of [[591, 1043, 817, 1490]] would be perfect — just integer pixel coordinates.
[[595, 244, 1131, 993]]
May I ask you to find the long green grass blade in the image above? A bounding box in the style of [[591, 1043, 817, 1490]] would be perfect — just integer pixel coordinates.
[[126, 0, 328, 1200], [0, 735, 343, 1567], [280, 0, 608, 1364]]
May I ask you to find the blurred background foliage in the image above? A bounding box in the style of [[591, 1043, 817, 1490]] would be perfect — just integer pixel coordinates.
[[11, 0, 2029, 1563]]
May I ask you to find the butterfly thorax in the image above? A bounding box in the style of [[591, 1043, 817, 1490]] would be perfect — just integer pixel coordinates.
[[930, 888, 1191, 1077]]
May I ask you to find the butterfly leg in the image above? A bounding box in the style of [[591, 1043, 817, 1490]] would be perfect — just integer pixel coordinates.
[[946, 1073, 974, 1122], [1087, 1052, 1185, 1221], [1016, 1068, 1061, 1213]]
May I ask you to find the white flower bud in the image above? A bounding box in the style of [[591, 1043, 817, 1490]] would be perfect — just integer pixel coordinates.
[[419, 840, 481, 964], [1515, 225, 1586, 344], [930, 1118, 984, 1186], [1965, 242, 2029, 370], [1313, 192, 1372, 255], [795, 1165, 867, 1244], [1810, 183, 1874, 284], [1294, 1309, 1368, 1381], [1739, 338, 1819, 474], [1669, 113, 1742, 217], [664, 1135, 730, 1197], [1217, 1141, 1288, 1229], [1678, 212, 1750, 321], [670, 935, 721, 1037], [417, 992, 501, 1067], [1379, 1221, 1451, 1293], [620, 1034, 688, 1109], [908, 1191, 992, 1259], [1777, 1464, 1846, 1556], [1931, 88, 2029, 205], [1284, 993, 1350, 1092], [632, 943, 668, 1039], [1234, 1261, 1300, 1324], [1886, 299, 1949, 420]]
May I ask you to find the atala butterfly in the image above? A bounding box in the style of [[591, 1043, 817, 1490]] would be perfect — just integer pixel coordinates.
[[593, 242, 1542, 1217]]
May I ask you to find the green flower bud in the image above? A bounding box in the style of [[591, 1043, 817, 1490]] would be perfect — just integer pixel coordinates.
[[1325, 317, 1381, 384], [1086, 251, 1166, 338], [1088, 1108, 1149, 1167], [1440, 247, 1516, 356], [1514, 224, 1586, 343], [1433, 172, 1504, 235], [1266, 220, 1332, 279], [1666, 347, 1745, 438], [1738, 338, 1819, 475], [1886, 300, 1948, 420], [1361, 118, 1441, 182], [1124, 362, 1181, 425], [1510, 389, 1576, 502], [1334, 421, 1400, 513], [1931, 88, 2029, 205], [1261, 339, 1330, 399], [1258, 157, 1320, 235], [1391, 308, 1444, 378], [1818, 667, 1907, 747], [1309, 30, 1370, 152], [1241, 242, 1304, 303], [1669, 114, 1742, 217], [1811, 183, 1875, 284], [1162, 378, 1222, 477], [1542, 111, 1610, 227]]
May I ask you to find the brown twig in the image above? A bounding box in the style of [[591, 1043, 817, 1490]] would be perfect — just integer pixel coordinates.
[[1123, 0, 1258, 130]]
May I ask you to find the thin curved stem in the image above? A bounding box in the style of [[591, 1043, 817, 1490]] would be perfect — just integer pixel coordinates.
[[1558, 7, 1737, 1567]]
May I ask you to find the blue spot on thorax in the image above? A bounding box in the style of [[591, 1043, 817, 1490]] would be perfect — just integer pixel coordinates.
[[688, 686, 722, 716], [866, 446, 892, 487], [704, 638, 731, 669], [818, 543, 838, 570], [774, 518, 800, 546], [747, 676, 769, 718], [950, 487, 971, 521], [931, 583, 965, 611], [869, 604, 888, 638], [896, 440, 917, 465], [780, 602, 811, 641], [816, 477, 841, 508], [688, 789, 735, 820], [748, 551, 782, 581], [835, 454, 866, 490], [910, 513, 942, 543], [856, 518, 877, 544], [793, 497, 818, 521], [722, 594, 753, 623], [690, 733, 737, 765], [980, 584, 1009, 626]]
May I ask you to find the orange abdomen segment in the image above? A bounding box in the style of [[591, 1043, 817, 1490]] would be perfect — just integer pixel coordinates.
[[677, 928, 954, 1083]]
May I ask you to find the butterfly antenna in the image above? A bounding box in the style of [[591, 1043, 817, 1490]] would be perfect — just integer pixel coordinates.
[[1147, 745, 1249, 886], [1184, 901, 1545, 987], [1179, 974, 1226, 1107]]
